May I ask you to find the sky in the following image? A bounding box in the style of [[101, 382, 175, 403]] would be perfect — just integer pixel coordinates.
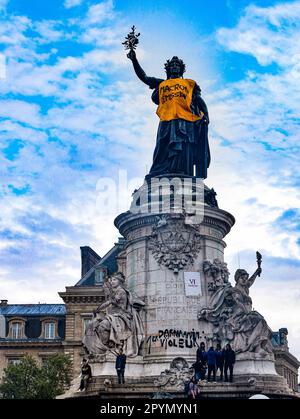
[[0, 0, 300, 359]]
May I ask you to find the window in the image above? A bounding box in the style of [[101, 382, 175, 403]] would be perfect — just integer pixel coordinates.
[[83, 318, 92, 333], [8, 358, 22, 366], [8, 319, 25, 339], [11, 322, 23, 339], [44, 322, 55, 339]]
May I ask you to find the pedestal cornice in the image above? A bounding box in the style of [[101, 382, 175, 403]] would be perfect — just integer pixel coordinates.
[[114, 207, 235, 240]]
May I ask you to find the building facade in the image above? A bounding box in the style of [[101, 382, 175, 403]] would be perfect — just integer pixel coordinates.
[[0, 300, 66, 375], [273, 328, 300, 392]]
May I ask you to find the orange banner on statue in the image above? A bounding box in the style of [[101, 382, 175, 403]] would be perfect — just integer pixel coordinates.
[[157, 78, 203, 122]]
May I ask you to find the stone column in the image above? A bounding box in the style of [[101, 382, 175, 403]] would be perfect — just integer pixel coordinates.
[[115, 191, 235, 375]]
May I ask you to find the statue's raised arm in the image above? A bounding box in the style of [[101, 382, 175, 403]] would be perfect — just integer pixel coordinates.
[[247, 252, 263, 287], [248, 267, 262, 288], [127, 49, 163, 90], [123, 26, 162, 90]]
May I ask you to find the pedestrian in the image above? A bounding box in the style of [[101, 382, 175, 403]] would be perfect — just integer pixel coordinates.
[[196, 342, 207, 381], [206, 346, 217, 382], [223, 344, 236, 383], [78, 358, 92, 392], [115, 348, 127, 385], [188, 376, 200, 400], [215, 343, 224, 381]]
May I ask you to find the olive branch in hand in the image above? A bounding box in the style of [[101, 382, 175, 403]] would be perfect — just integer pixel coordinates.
[[122, 26, 140, 51]]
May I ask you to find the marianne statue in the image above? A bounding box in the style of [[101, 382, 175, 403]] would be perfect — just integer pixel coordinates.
[[124, 27, 210, 179]]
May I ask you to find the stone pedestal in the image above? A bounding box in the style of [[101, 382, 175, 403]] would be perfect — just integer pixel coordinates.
[[114, 204, 235, 373], [234, 353, 277, 375]]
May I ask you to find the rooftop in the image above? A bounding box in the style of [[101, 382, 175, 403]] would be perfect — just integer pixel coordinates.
[[0, 304, 66, 316]]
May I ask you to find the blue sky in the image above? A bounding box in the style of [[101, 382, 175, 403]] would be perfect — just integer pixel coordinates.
[[0, 0, 300, 358]]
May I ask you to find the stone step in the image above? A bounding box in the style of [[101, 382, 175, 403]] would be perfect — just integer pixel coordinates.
[[90, 376, 157, 385], [82, 373, 295, 399]]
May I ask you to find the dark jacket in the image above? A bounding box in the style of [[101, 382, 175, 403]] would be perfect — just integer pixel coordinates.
[[223, 349, 236, 365], [116, 354, 127, 370], [215, 350, 224, 367], [206, 349, 217, 366], [193, 360, 203, 373], [196, 348, 207, 365], [81, 363, 92, 379]]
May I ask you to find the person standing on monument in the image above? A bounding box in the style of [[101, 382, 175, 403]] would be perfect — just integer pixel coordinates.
[[127, 49, 210, 179], [223, 344, 236, 383], [216, 343, 224, 381], [207, 346, 217, 382], [115, 348, 127, 385], [196, 342, 207, 381]]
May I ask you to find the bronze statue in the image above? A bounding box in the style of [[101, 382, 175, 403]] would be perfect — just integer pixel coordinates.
[[124, 28, 210, 179]]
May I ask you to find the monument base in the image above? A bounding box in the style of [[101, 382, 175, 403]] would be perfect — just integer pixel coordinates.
[[58, 372, 297, 399], [234, 353, 277, 375]]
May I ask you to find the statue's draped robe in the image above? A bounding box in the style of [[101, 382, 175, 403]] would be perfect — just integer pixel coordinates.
[[199, 283, 273, 355], [146, 76, 211, 179], [83, 287, 144, 358]]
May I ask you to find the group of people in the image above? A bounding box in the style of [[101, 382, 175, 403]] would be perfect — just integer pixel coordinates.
[[187, 343, 236, 399], [194, 342, 236, 383]]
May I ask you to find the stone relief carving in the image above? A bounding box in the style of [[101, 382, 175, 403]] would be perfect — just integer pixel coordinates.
[[154, 358, 193, 389], [199, 260, 274, 358], [83, 272, 145, 358], [203, 259, 230, 292], [149, 216, 202, 274]]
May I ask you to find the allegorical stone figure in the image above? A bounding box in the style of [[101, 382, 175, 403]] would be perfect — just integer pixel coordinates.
[[83, 272, 144, 358], [127, 49, 210, 179], [199, 261, 274, 357]]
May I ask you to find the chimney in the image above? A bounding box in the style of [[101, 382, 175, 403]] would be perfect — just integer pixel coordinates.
[[80, 247, 101, 278], [0, 300, 8, 307]]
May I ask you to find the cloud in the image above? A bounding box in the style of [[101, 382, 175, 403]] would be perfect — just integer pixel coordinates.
[[85, 0, 115, 25], [209, 1, 300, 359], [217, 1, 300, 67], [252, 279, 300, 360], [0, 0, 8, 12], [64, 0, 83, 9], [207, 2, 300, 264], [0, 0, 155, 309], [0, 100, 42, 126]]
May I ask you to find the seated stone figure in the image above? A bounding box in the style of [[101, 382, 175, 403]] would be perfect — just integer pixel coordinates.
[[83, 272, 144, 358], [199, 263, 273, 357]]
